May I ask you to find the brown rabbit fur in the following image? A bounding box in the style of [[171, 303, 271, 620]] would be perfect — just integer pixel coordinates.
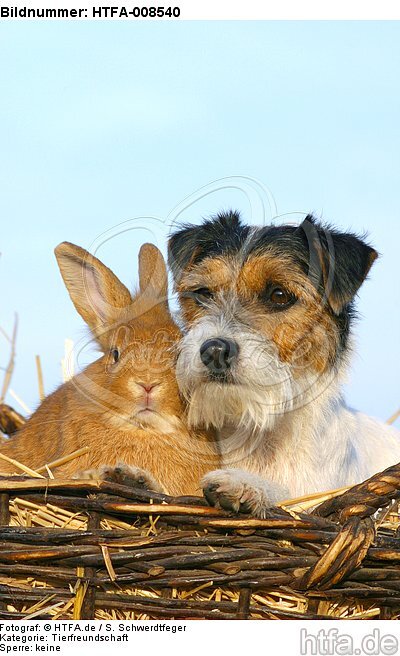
[[0, 243, 219, 495]]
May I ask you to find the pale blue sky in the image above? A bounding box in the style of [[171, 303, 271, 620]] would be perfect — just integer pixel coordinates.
[[0, 21, 399, 424]]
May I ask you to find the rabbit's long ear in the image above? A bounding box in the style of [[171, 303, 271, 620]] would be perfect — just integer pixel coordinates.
[[55, 242, 132, 333], [138, 243, 168, 301]]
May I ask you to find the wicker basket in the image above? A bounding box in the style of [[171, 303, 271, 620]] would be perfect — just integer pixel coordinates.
[[0, 462, 400, 620]]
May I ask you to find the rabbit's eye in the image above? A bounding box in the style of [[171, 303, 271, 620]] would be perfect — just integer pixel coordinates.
[[111, 348, 120, 363]]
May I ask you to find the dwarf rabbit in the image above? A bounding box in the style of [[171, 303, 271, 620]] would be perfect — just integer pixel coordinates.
[[0, 242, 218, 495]]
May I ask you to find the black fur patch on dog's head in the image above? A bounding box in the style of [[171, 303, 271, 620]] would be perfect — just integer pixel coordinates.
[[168, 211, 378, 352], [169, 212, 377, 306], [168, 210, 251, 280], [293, 214, 378, 315]]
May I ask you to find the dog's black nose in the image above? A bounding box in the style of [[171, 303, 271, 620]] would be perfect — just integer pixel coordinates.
[[200, 338, 238, 373]]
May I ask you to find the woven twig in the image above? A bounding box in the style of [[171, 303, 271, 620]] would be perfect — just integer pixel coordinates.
[[314, 461, 400, 521], [0, 463, 399, 620]]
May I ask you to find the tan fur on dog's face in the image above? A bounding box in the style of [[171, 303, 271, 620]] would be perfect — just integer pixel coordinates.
[[168, 212, 377, 432], [177, 250, 338, 380]]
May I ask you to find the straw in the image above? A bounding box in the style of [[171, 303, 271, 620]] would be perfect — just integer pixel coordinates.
[[0, 452, 45, 478], [35, 355, 45, 401]]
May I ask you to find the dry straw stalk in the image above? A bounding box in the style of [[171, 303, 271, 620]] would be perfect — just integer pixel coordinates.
[[0, 456, 399, 620]]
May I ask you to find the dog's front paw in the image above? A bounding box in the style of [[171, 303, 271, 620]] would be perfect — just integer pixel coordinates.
[[74, 462, 164, 493], [201, 469, 287, 518]]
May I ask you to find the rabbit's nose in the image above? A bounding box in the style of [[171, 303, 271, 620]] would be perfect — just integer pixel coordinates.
[[138, 382, 159, 394]]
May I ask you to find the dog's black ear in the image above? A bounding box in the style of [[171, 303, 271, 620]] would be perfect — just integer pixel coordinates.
[[296, 215, 378, 314], [168, 224, 203, 283]]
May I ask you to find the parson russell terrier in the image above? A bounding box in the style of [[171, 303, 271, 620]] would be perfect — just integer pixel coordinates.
[[168, 211, 400, 516]]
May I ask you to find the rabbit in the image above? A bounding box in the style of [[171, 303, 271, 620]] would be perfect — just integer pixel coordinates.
[[0, 242, 219, 496]]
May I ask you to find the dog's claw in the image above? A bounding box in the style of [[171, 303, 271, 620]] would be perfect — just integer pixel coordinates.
[[203, 483, 220, 506], [74, 463, 164, 492]]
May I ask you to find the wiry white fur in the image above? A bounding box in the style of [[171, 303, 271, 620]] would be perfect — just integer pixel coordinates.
[[177, 308, 400, 516], [176, 310, 330, 433]]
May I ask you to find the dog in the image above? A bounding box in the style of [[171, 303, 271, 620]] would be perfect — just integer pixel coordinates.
[[168, 211, 400, 516]]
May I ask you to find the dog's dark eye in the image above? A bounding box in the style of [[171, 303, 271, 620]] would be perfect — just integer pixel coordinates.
[[111, 348, 120, 363], [193, 288, 213, 299], [270, 288, 291, 305], [264, 285, 296, 310], [184, 288, 213, 304]]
